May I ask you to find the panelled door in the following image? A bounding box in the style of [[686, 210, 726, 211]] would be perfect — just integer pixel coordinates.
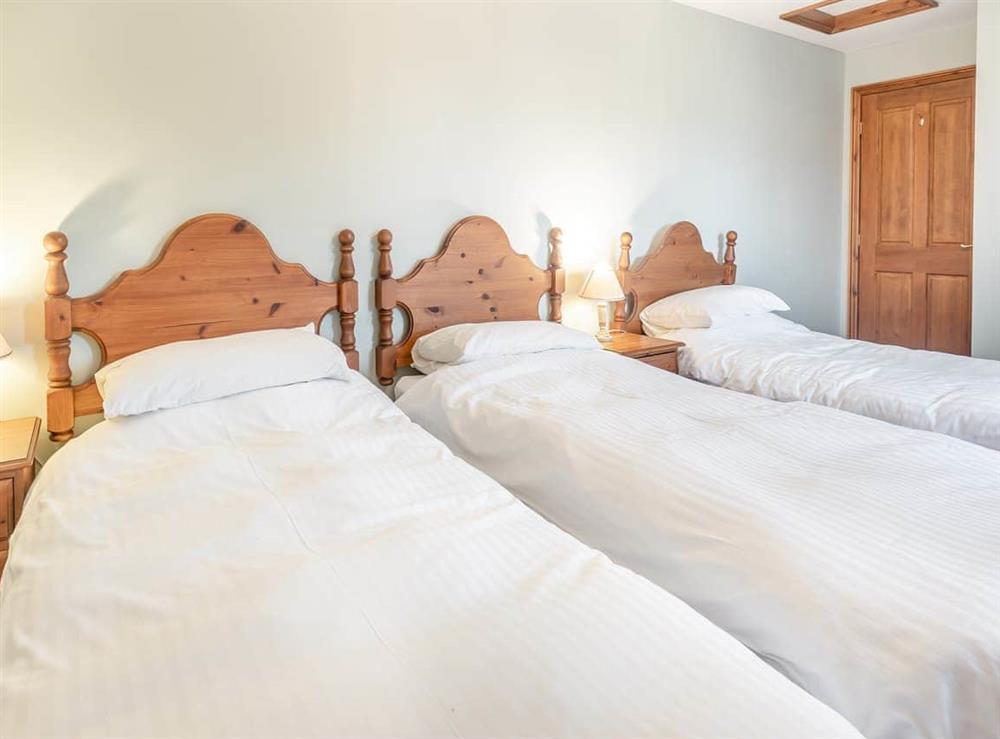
[[855, 72, 975, 354]]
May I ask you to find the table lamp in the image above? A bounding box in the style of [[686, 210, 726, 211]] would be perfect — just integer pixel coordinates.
[[579, 264, 625, 342]]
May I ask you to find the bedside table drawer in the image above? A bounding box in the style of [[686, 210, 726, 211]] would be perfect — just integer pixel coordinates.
[[0, 477, 13, 540], [639, 351, 678, 374]]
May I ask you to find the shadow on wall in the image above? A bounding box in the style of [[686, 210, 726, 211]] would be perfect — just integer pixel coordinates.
[[629, 170, 738, 266], [56, 175, 156, 385], [47, 175, 173, 442], [59, 174, 162, 285]]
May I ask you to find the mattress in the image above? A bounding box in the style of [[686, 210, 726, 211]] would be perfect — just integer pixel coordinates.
[[648, 314, 1000, 450], [0, 374, 860, 739], [397, 350, 1000, 739]]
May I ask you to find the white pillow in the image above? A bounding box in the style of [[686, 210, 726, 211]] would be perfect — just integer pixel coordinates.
[[411, 321, 599, 373], [640, 285, 789, 330], [643, 311, 792, 338], [96, 324, 351, 418]]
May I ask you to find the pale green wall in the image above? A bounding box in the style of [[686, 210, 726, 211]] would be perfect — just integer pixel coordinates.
[[0, 0, 845, 456], [973, 3, 1000, 359]]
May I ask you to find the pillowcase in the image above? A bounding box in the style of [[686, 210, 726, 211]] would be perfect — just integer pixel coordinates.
[[640, 285, 789, 330], [411, 321, 599, 373], [643, 311, 792, 338], [96, 324, 351, 418]]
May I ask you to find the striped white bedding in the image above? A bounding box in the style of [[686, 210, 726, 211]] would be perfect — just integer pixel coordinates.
[[397, 350, 1000, 739], [646, 314, 1000, 450], [0, 374, 861, 739]]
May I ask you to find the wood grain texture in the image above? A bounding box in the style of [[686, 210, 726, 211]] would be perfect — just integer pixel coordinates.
[[781, 0, 936, 35], [855, 73, 975, 354], [337, 229, 360, 369], [43, 214, 358, 441], [0, 418, 40, 472], [601, 333, 683, 373], [601, 332, 684, 357], [614, 222, 737, 334], [375, 216, 563, 385], [0, 417, 39, 580], [847, 65, 976, 338], [43, 232, 73, 442]]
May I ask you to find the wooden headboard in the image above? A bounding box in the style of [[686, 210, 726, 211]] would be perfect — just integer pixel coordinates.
[[613, 221, 737, 333], [43, 213, 359, 441], [374, 215, 565, 385]]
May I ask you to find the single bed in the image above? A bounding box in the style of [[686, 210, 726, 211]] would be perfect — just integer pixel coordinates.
[[614, 221, 1000, 450], [0, 214, 861, 739], [383, 217, 1000, 739]]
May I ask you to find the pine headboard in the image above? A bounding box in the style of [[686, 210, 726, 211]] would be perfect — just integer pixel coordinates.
[[373, 215, 565, 385], [43, 213, 359, 441], [613, 221, 737, 333]]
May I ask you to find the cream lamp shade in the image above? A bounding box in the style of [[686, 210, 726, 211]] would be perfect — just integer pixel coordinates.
[[579, 264, 625, 302], [0, 334, 11, 359], [579, 264, 624, 342]]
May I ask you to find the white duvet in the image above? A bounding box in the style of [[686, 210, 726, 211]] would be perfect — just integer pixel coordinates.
[[648, 314, 1000, 450], [397, 351, 1000, 739], [0, 375, 860, 739]]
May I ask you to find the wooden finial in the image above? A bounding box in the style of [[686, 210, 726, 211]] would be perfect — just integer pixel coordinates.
[[44, 232, 69, 297], [337, 229, 359, 369], [338, 229, 356, 279], [613, 232, 633, 329], [723, 230, 737, 285], [44, 231, 74, 441], [618, 232, 633, 271], [377, 229, 393, 279], [548, 228, 565, 323], [375, 229, 396, 385]]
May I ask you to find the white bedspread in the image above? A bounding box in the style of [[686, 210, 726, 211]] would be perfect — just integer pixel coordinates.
[[0, 375, 860, 739], [397, 351, 1000, 739], [650, 315, 1000, 450]]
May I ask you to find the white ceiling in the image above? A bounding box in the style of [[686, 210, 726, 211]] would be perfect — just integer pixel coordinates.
[[673, 0, 978, 51]]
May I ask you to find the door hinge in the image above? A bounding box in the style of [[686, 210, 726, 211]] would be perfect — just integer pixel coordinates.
[[858, 121, 863, 137]]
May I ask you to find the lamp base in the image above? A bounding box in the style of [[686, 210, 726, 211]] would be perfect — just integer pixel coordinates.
[[595, 301, 613, 342]]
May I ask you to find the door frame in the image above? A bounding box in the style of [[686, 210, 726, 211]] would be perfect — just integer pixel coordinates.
[[847, 64, 976, 339]]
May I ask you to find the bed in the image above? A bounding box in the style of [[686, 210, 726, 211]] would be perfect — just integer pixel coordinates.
[[614, 221, 1000, 450], [383, 217, 1000, 739], [0, 214, 862, 739]]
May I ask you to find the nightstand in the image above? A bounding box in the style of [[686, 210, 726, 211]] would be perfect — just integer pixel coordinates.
[[602, 332, 684, 374], [1, 417, 40, 576]]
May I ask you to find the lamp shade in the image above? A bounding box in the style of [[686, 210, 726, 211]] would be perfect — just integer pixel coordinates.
[[0, 334, 10, 359], [579, 264, 625, 301]]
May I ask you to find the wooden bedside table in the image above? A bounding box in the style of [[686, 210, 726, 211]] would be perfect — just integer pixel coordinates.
[[601, 332, 684, 374], [1, 417, 40, 576]]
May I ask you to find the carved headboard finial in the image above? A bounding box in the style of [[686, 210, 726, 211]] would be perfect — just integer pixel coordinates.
[[375, 229, 396, 385], [377, 229, 394, 278], [44, 232, 69, 295], [338, 230, 356, 278], [724, 230, 738, 285], [44, 231, 73, 442], [548, 228, 565, 323], [338, 229, 359, 369], [548, 228, 563, 267], [618, 232, 633, 268], [613, 232, 633, 328]]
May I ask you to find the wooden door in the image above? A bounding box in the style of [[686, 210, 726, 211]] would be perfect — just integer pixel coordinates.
[[855, 71, 975, 354]]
